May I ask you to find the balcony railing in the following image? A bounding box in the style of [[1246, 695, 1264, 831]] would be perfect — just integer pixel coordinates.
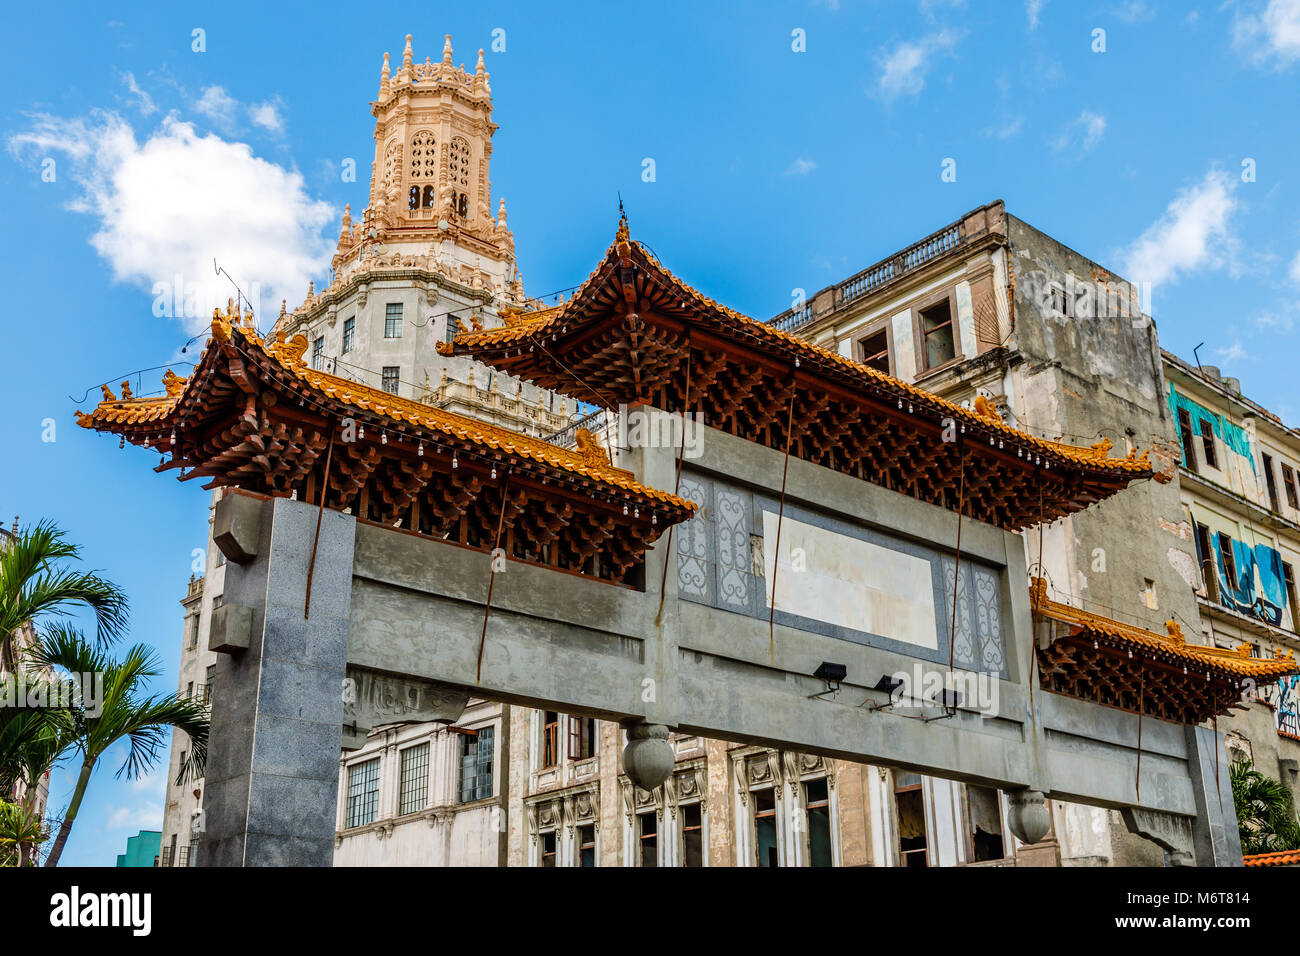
[[544, 408, 611, 449], [767, 218, 966, 336]]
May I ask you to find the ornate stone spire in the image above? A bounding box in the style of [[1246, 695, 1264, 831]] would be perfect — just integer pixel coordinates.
[[379, 51, 390, 97], [476, 48, 486, 75], [441, 34, 453, 66], [400, 34, 414, 82], [496, 197, 507, 228], [474, 48, 490, 94], [338, 203, 353, 243]]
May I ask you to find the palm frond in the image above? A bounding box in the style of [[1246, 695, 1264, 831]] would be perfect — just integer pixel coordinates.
[[0, 519, 129, 649]]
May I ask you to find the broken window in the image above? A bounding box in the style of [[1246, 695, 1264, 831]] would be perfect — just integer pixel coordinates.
[[1285, 562, 1298, 633], [1282, 463, 1300, 510], [1049, 284, 1069, 316], [539, 830, 557, 867], [965, 785, 1005, 862], [920, 299, 957, 369], [577, 824, 596, 867], [1218, 532, 1239, 590], [860, 328, 890, 375], [803, 778, 832, 867], [894, 772, 928, 867], [1176, 408, 1197, 470], [568, 715, 596, 761], [753, 787, 779, 867], [637, 811, 658, 867], [459, 726, 494, 802], [312, 336, 324, 371], [681, 802, 703, 867], [541, 711, 559, 768], [381, 366, 400, 395], [1198, 418, 1218, 469], [1194, 522, 1218, 601], [1263, 453, 1281, 512]]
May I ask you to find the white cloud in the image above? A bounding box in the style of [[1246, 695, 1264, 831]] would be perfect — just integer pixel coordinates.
[[195, 85, 239, 128], [1120, 169, 1240, 287], [249, 100, 285, 134], [1214, 340, 1249, 363], [875, 30, 960, 99], [1234, 0, 1300, 67], [1026, 0, 1048, 30], [785, 157, 817, 175], [107, 802, 163, 830], [8, 111, 334, 333], [921, 0, 967, 19], [984, 116, 1024, 140], [1051, 110, 1107, 154], [1113, 0, 1156, 22], [121, 72, 155, 115]]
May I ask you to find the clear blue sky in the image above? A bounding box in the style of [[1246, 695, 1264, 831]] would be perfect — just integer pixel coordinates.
[[2, 1, 1297, 864]]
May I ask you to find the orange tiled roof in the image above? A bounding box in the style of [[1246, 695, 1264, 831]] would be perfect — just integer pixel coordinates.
[[77, 308, 696, 514], [1242, 849, 1300, 867], [1031, 578, 1298, 680], [438, 222, 1155, 479]]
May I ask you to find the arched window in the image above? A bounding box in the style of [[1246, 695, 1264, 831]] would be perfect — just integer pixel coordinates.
[[450, 137, 472, 189], [383, 140, 401, 188], [409, 131, 436, 180]]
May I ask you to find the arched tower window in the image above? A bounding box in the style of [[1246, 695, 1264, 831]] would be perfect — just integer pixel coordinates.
[[383, 140, 402, 210], [407, 131, 437, 211], [450, 136, 472, 220]]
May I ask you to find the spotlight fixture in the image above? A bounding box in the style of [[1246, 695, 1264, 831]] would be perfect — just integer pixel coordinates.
[[809, 661, 847, 700], [923, 686, 961, 722], [861, 673, 905, 711]]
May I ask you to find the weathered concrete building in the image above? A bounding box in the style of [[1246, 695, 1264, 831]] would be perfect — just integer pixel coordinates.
[[1160, 351, 1300, 802]]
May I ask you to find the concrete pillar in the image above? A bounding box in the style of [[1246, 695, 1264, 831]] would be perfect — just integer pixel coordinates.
[[1184, 723, 1244, 866], [199, 495, 354, 867]]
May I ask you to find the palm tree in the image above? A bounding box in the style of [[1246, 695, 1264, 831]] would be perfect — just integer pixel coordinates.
[[1231, 757, 1300, 855], [0, 798, 45, 866], [33, 627, 208, 867], [1, 519, 129, 670], [0, 677, 72, 812]]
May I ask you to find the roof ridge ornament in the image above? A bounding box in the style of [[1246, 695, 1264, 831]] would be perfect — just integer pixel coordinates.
[[973, 395, 1001, 424], [1164, 619, 1184, 646], [575, 428, 610, 469], [162, 369, 187, 396]]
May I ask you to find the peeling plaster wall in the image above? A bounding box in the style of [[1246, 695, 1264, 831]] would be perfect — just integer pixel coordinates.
[[1006, 216, 1199, 638]]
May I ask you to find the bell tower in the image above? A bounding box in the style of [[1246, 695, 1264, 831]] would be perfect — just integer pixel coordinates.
[[365, 34, 508, 255]]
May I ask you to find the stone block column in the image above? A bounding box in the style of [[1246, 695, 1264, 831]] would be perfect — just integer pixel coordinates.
[[199, 494, 355, 867], [1185, 723, 1244, 866]]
